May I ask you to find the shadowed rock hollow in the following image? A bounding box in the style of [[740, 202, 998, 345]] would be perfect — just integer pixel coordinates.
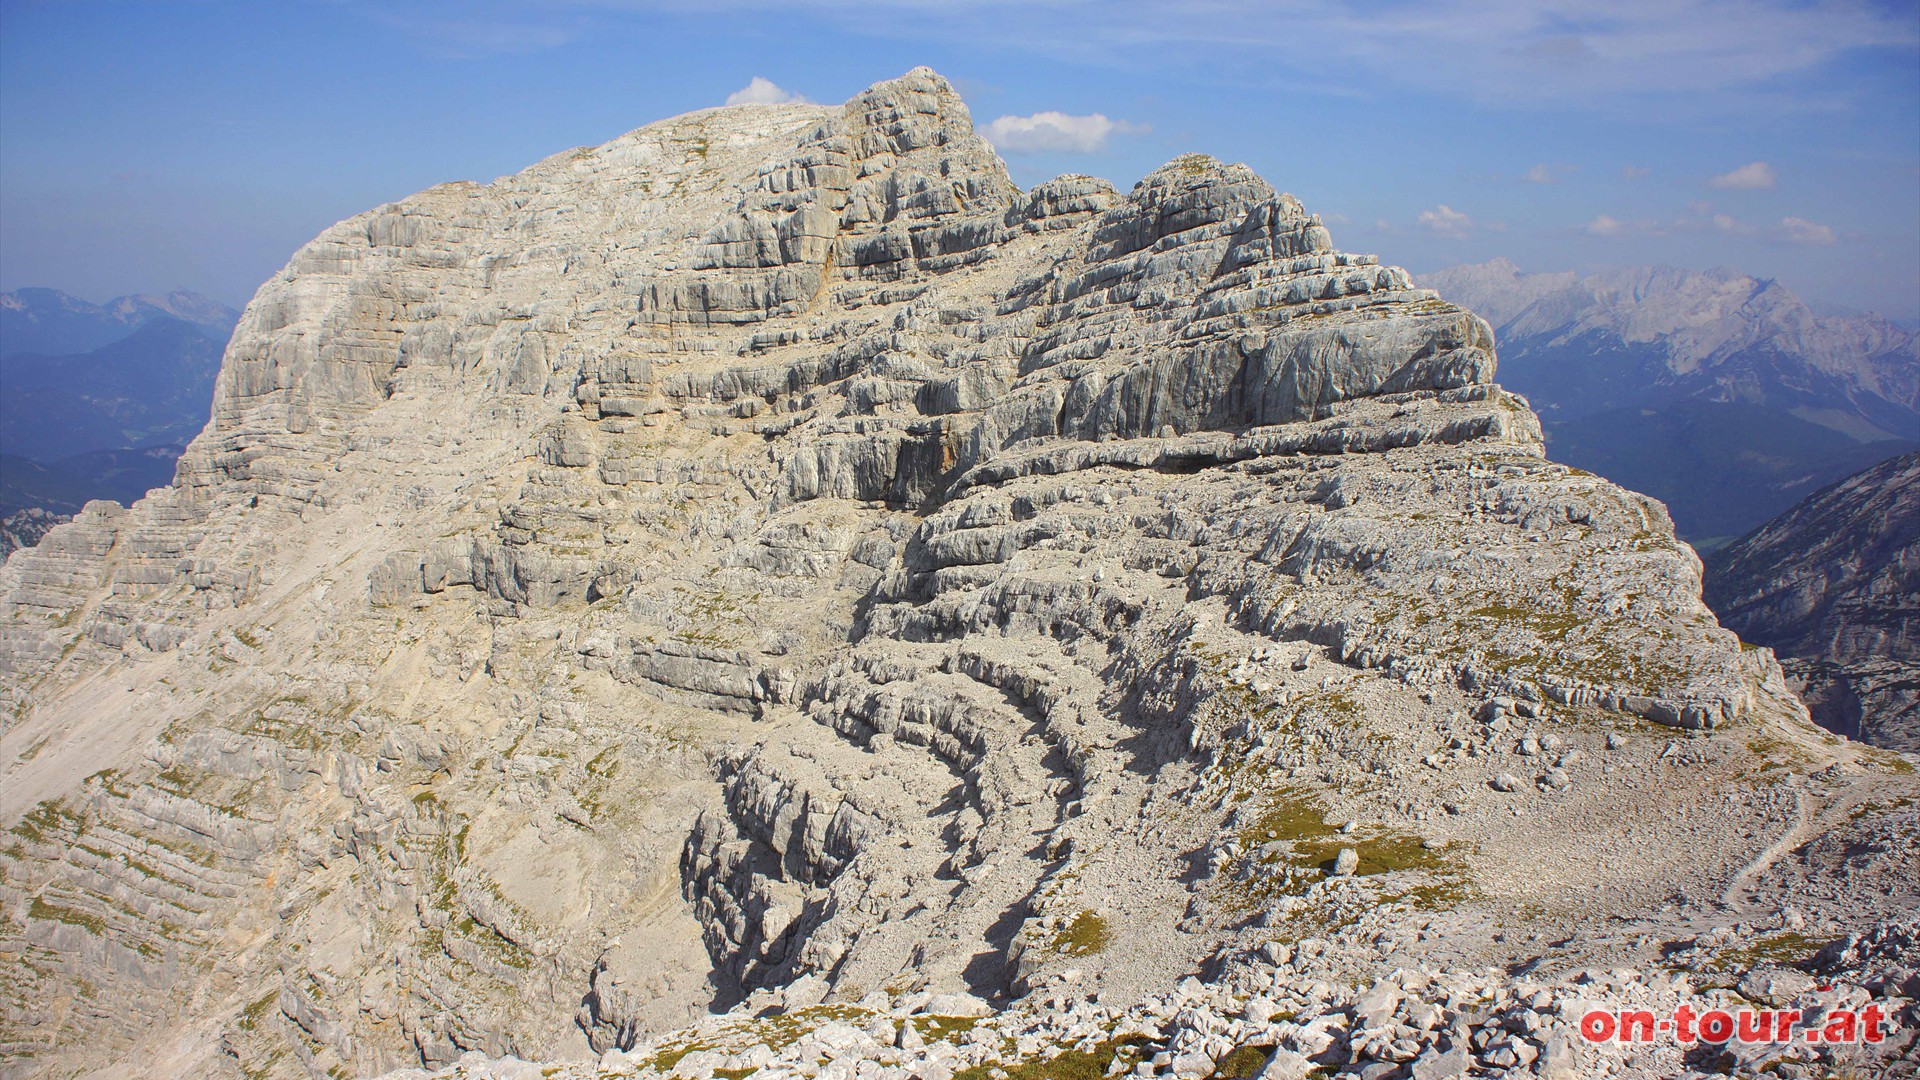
[[1, 69, 1913, 1080]]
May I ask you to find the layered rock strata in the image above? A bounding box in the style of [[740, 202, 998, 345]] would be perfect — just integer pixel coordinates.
[[1, 69, 1911, 1080]]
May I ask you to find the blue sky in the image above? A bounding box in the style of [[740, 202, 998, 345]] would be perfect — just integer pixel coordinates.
[[2, 0, 1917, 321]]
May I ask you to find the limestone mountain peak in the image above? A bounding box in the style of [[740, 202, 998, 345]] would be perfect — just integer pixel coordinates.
[[1, 69, 1914, 1080]]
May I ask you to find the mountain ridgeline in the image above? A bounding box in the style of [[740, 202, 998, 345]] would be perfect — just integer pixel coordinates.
[[1420, 260, 1919, 548], [0, 287, 237, 356], [0, 71, 1914, 1080], [1706, 451, 1920, 752]]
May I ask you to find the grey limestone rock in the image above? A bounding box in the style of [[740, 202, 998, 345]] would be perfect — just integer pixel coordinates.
[[0, 67, 1910, 1080]]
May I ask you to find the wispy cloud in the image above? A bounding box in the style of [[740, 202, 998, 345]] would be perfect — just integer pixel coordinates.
[[1416, 204, 1474, 237], [578, 1, 1918, 111], [1620, 165, 1650, 181], [1584, 214, 1631, 236], [1520, 163, 1576, 184], [1584, 205, 1840, 246], [981, 111, 1147, 154], [374, 13, 576, 59], [725, 77, 812, 106], [1708, 161, 1777, 189], [1778, 216, 1837, 245]]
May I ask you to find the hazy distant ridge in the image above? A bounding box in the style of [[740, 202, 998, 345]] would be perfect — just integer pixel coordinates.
[[1422, 259, 1920, 545], [1422, 258, 1920, 440], [0, 286, 238, 356]]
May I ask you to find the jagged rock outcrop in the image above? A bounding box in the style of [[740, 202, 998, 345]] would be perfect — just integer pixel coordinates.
[[376, 910, 1920, 1080], [1706, 451, 1920, 750], [1, 70, 1913, 1080]]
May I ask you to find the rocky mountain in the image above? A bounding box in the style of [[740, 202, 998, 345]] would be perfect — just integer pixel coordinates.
[[0, 287, 238, 357], [1420, 260, 1919, 547], [1705, 452, 1920, 752], [1, 71, 1914, 1080]]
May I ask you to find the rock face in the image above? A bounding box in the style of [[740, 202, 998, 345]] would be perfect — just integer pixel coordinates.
[[1, 70, 1913, 1080], [1706, 452, 1920, 750], [1419, 259, 1918, 544]]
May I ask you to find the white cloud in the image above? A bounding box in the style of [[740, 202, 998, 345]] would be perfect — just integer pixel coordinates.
[[1582, 213, 1667, 237], [1708, 161, 1777, 189], [1601, 204, 1838, 244], [1416, 204, 1474, 237], [980, 111, 1146, 154], [1669, 206, 1754, 235], [725, 77, 811, 106], [1521, 163, 1575, 184], [1621, 165, 1651, 181], [1779, 216, 1837, 245]]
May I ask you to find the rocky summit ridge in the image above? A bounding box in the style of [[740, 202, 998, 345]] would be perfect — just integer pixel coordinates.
[[1, 70, 1915, 1080]]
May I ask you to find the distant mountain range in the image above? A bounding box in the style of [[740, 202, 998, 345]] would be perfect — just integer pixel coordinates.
[[1705, 451, 1920, 751], [1422, 260, 1919, 547], [0, 286, 238, 355], [0, 287, 239, 552]]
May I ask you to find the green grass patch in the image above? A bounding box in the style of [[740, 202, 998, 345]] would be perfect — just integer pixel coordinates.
[[1211, 1044, 1276, 1078], [1468, 601, 1584, 642], [11, 798, 84, 845], [953, 1034, 1154, 1080], [1746, 733, 1816, 772], [913, 1014, 980, 1043], [238, 988, 281, 1032], [1713, 931, 1830, 972], [1053, 910, 1111, 956], [1224, 786, 1468, 912], [28, 895, 107, 936], [645, 1004, 875, 1071]]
